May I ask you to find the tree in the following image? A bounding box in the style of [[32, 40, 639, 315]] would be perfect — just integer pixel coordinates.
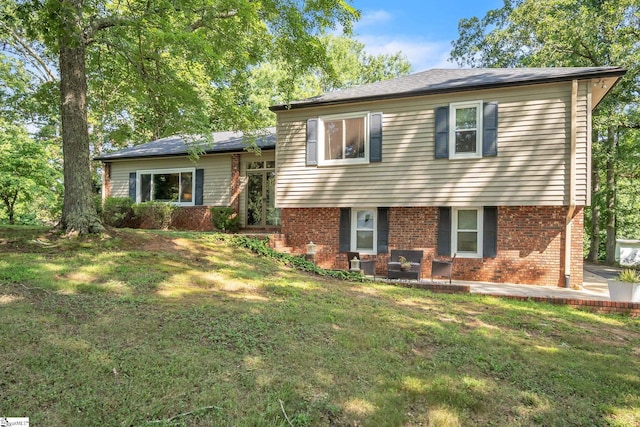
[[1, 0, 360, 234], [450, 0, 640, 263], [0, 121, 59, 224], [247, 35, 412, 128]]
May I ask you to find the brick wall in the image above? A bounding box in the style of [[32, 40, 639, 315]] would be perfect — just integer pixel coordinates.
[[281, 208, 342, 268], [280, 206, 584, 287]]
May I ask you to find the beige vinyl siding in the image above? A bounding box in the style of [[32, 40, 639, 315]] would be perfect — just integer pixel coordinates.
[[276, 81, 592, 208], [109, 155, 232, 206]]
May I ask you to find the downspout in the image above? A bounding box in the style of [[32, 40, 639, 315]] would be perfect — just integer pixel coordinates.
[[565, 80, 578, 288]]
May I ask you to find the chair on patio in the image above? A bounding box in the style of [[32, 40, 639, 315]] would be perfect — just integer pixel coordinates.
[[346, 252, 376, 277], [431, 253, 456, 284]]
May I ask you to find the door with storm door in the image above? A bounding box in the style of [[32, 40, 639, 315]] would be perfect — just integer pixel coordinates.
[[246, 161, 280, 227]]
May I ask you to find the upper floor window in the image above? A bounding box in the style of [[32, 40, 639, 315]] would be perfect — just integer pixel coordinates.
[[450, 101, 483, 159], [434, 101, 498, 160], [137, 168, 195, 206], [318, 112, 369, 166]]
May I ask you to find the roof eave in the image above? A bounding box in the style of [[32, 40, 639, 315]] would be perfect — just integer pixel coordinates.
[[94, 145, 275, 162]]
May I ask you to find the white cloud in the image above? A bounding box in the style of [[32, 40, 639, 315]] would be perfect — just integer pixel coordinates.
[[357, 34, 457, 72], [354, 10, 393, 29]]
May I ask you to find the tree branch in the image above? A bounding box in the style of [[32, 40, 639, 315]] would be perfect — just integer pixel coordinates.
[[84, 16, 137, 44], [190, 9, 238, 31], [0, 21, 57, 82]]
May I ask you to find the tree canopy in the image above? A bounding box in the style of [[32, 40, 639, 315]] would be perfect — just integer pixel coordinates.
[[1, 0, 363, 233]]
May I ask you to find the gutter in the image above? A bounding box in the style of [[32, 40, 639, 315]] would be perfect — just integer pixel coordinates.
[[565, 79, 578, 288]]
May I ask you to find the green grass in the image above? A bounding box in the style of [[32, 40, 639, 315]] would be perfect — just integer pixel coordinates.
[[1, 225, 639, 426]]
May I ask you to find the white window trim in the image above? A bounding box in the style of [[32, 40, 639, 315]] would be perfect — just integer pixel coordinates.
[[136, 167, 196, 206], [449, 100, 483, 159], [351, 208, 377, 255], [318, 112, 370, 166], [452, 207, 483, 258]]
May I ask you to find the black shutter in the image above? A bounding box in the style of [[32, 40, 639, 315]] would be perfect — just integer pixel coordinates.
[[435, 106, 449, 159], [370, 112, 383, 162], [483, 206, 498, 258], [195, 169, 204, 205], [339, 208, 351, 252], [306, 118, 318, 166], [129, 172, 136, 202], [483, 102, 498, 157], [437, 207, 451, 256], [377, 207, 389, 253]]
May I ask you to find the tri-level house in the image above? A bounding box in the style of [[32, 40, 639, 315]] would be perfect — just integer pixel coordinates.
[[270, 67, 625, 287]]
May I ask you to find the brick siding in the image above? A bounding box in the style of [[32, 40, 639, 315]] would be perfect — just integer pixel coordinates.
[[280, 206, 584, 287]]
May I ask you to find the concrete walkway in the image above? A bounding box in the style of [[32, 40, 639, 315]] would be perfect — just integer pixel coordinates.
[[449, 263, 622, 301]]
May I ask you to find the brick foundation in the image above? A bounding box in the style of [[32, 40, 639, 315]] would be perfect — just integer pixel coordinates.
[[280, 206, 584, 287]]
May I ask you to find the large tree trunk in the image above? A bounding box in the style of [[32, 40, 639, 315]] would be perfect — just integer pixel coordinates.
[[59, 0, 103, 234], [587, 129, 600, 262], [604, 126, 617, 264]]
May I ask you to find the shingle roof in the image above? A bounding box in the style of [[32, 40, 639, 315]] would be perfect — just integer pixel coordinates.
[[269, 67, 626, 111], [94, 128, 276, 161]]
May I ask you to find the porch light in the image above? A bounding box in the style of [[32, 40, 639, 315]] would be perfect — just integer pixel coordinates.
[[306, 241, 317, 255]]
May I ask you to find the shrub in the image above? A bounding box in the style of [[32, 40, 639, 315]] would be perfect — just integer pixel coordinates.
[[133, 202, 176, 230], [102, 197, 134, 227], [617, 269, 640, 283], [210, 206, 240, 233]]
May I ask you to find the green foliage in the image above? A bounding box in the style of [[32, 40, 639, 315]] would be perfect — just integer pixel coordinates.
[[617, 269, 640, 283], [217, 234, 368, 282], [132, 202, 176, 230], [102, 197, 134, 228], [0, 121, 60, 225], [210, 206, 240, 233]]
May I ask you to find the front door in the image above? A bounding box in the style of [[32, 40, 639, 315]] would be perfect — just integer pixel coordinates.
[[246, 161, 280, 227]]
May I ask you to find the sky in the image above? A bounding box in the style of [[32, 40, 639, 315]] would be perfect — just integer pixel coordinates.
[[350, 0, 505, 72]]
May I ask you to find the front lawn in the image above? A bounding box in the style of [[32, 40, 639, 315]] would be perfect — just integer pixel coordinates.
[[1, 226, 639, 426]]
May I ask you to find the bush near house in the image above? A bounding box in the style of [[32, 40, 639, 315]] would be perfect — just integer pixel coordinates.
[[132, 201, 176, 230], [210, 206, 240, 232], [101, 197, 134, 228]]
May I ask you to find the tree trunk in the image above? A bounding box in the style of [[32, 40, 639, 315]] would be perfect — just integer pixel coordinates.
[[2, 192, 17, 225], [59, 0, 103, 234], [587, 129, 600, 262], [605, 126, 617, 264]]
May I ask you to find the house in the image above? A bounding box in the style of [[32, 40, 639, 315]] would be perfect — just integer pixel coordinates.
[[95, 129, 280, 230], [269, 67, 626, 287]]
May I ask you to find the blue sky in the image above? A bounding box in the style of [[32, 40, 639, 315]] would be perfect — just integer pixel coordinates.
[[350, 0, 504, 72]]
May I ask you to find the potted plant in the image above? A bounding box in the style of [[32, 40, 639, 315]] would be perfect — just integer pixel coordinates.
[[398, 256, 412, 271], [608, 269, 640, 302]]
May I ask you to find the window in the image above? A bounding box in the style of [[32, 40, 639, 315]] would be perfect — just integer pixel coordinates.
[[435, 102, 497, 159], [318, 112, 369, 166], [450, 101, 482, 158], [137, 168, 195, 205], [452, 207, 483, 258], [351, 208, 377, 254]]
